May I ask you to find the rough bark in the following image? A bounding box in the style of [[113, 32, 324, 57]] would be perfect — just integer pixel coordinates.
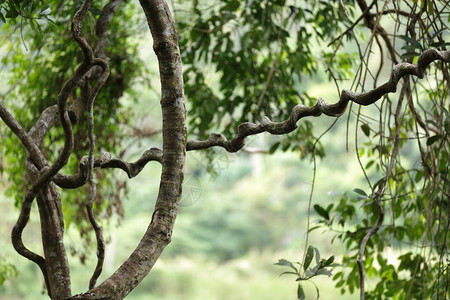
[[65, 0, 187, 298]]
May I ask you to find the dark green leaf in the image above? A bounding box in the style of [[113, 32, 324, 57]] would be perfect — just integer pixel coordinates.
[[398, 35, 423, 51], [361, 123, 370, 137], [269, 142, 280, 154], [425, 119, 439, 128], [308, 225, 321, 233], [426, 135, 442, 146], [303, 246, 314, 271], [297, 284, 306, 300], [325, 255, 335, 266], [5, 7, 19, 18], [365, 160, 374, 169], [443, 107, 449, 119], [414, 170, 423, 183], [274, 259, 298, 272], [313, 204, 329, 220], [280, 271, 300, 277], [353, 188, 367, 196]]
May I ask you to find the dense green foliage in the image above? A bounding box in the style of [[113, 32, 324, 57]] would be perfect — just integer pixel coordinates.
[[174, 0, 450, 298], [1, 0, 142, 241], [0, 0, 449, 299]]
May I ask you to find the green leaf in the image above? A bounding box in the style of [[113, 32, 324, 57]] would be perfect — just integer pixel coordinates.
[[308, 225, 321, 233], [280, 271, 300, 277], [269, 142, 280, 154], [274, 259, 298, 272], [361, 123, 370, 137], [297, 284, 306, 300], [0, 11, 6, 23], [398, 35, 423, 51], [426, 135, 442, 146], [325, 255, 335, 266], [316, 268, 332, 276], [414, 170, 423, 183], [303, 246, 314, 271], [353, 188, 367, 196], [313, 204, 329, 220], [425, 119, 439, 128], [365, 160, 374, 169], [5, 7, 19, 18]]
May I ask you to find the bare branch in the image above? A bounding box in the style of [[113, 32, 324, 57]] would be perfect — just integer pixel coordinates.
[[99, 148, 163, 178], [187, 49, 450, 153], [0, 102, 48, 169], [53, 148, 163, 189]]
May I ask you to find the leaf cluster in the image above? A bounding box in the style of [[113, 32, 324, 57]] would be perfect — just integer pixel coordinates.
[[275, 245, 335, 300]]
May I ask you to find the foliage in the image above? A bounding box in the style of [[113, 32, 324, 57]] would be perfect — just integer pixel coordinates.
[[0, 0, 449, 298], [0, 0, 142, 241], [275, 245, 335, 300], [174, 0, 450, 298], [175, 0, 355, 158], [0, 256, 18, 285]]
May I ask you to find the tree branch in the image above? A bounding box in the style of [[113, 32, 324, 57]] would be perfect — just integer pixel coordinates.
[[187, 49, 450, 153], [53, 148, 163, 189]]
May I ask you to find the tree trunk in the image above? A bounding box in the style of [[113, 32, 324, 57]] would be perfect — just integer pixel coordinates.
[[65, 0, 187, 298]]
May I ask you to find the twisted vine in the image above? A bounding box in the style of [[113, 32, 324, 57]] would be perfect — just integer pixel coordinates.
[[187, 49, 450, 153]]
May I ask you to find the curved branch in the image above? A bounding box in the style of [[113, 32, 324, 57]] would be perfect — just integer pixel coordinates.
[[187, 49, 450, 153], [99, 148, 164, 178], [0, 102, 48, 169], [65, 0, 187, 298], [53, 148, 163, 189]]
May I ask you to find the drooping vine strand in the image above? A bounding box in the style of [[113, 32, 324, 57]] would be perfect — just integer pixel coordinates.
[[9, 0, 108, 292], [86, 58, 110, 290], [186, 49, 450, 153]]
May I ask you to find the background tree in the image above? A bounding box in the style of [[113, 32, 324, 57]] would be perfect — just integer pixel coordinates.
[[0, 0, 449, 299]]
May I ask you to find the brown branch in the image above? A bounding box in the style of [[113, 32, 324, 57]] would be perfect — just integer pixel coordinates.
[[356, 0, 399, 64], [327, 0, 377, 47], [356, 82, 407, 299], [0, 102, 48, 169], [65, 1, 187, 298], [10, 2, 110, 297], [99, 148, 163, 178], [86, 54, 110, 291], [53, 148, 163, 189], [186, 49, 450, 153], [94, 0, 123, 58]]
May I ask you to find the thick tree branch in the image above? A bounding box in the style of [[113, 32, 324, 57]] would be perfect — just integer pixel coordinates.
[[187, 49, 450, 153], [0, 102, 48, 169], [65, 0, 187, 298]]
